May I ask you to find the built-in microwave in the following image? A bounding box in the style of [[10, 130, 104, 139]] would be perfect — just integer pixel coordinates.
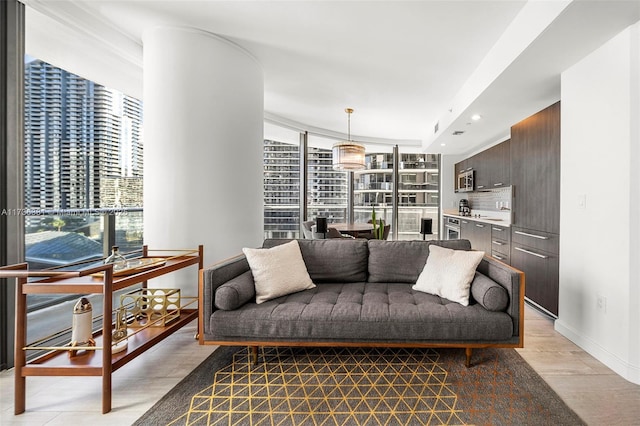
[[457, 169, 474, 192]]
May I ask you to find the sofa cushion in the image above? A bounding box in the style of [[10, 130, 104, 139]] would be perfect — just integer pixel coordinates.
[[412, 245, 484, 306], [214, 271, 255, 311], [263, 239, 368, 283], [367, 239, 473, 283], [243, 240, 315, 304], [209, 282, 514, 342], [470, 272, 509, 312]]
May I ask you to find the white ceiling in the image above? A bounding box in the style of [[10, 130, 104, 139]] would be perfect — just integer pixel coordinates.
[[23, 0, 640, 155]]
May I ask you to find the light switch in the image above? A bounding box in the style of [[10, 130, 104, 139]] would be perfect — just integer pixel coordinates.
[[578, 194, 587, 209]]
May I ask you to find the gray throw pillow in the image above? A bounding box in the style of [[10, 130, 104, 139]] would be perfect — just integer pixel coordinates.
[[470, 272, 509, 312], [214, 271, 256, 310]]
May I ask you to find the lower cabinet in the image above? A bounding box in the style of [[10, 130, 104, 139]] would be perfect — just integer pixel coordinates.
[[490, 224, 511, 264], [460, 219, 492, 255], [510, 227, 559, 316]]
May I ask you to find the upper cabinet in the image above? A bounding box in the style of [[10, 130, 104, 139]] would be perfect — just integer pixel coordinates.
[[472, 149, 490, 191], [510, 102, 560, 234], [454, 139, 510, 192], [489, 139, 510, 189], [454, 158, 472, 192]]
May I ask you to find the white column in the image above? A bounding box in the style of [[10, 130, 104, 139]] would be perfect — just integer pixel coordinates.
[[143, 26, 263, 294]]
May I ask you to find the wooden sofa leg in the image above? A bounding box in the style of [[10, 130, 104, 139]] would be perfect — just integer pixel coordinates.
[[465, 348, 473, 368], [250, 346, 258, 365]]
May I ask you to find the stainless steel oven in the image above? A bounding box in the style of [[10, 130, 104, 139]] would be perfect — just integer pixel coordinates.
[[445, 216, 460, 240]]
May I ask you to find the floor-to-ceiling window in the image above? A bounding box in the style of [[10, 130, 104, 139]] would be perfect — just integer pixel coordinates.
[[263, 124, 440, 240], [21, 58, 144, 353], [353, 152, 440, 240], [306, 143, 348, 224]]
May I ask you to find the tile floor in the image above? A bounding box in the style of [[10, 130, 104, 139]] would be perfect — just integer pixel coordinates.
[[1, 305, 639, 425]]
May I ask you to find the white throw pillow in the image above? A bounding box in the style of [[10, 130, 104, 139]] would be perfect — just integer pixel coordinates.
[[412, 244, 485, 306], [242, 240, 315, 304]]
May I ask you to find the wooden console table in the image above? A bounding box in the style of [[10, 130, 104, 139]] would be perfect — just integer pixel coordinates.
[[0, 245, 203, 414]]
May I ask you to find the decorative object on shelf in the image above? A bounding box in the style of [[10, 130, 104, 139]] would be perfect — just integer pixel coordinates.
[[69, 297, 95, 357], [120, 288, 181, 328], [104, 245, 127, 271], [332, 108, 365, 171], [92, 257, 167, 277], [111, 306, 129, 354], [420, 218, 433, 240]]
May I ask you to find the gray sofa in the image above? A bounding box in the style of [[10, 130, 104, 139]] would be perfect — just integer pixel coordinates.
[[198, 238, 524, 366]]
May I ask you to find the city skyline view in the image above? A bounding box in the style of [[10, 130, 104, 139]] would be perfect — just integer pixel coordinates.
[[24, 57, 144, 211]]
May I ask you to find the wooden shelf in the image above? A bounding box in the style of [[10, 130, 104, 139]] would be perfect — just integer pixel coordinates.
[[2, 245, 203, 415], [23, 309, 198, 373]]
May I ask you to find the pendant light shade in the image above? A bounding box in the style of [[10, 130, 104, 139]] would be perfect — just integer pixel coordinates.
[[332, 108, 365, 171]]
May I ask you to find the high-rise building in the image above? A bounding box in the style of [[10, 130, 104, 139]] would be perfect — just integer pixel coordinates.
[[24, 59, 143, 210], [262, 140, 440, 240], [262, 140, 349, 238], [263, 140, 300, 238]]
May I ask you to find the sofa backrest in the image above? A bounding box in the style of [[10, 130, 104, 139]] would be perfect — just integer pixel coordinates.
[[367, 239, 472, 283], [262, 238, 475, 284], [262, 238, 369, 283]]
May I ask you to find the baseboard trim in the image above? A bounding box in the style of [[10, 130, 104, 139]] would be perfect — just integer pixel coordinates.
[[554, 320, 640, 385]]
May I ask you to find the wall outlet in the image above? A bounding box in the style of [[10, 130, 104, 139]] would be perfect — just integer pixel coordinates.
[[597, 295, 607, 313]]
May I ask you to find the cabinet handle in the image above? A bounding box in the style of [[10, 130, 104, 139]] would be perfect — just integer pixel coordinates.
[[466, 167, 472, 171], [462, 221, 469, 224], [514, 230, 549, 240], [492, 227, 504, 231], [493, 254, 505, 260], [477, 185, 485, 189], [514, 247, 548, 259], [493, 183, 503, 186], [475, 224, 485, 228], [492, 240, 505, 246]]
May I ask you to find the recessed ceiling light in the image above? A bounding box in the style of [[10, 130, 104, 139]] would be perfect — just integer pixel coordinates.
[[471, 114, 482, 121], [440, 143, 446, 146]]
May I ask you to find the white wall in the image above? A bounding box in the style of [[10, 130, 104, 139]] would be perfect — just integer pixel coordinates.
[[440, 154, 465, 212], [556, 22, 640, 384], [143, 27, 264, 295]]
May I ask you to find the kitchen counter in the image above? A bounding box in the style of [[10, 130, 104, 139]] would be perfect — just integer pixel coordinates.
[[443, 209, 512, 227]]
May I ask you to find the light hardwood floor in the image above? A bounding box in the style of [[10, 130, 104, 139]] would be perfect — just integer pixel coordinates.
[[1, 305, 638, 425]]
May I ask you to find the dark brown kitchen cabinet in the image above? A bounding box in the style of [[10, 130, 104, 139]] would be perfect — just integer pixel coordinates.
[[489, 139, 510, 188], [454, 158, 473, 192], [460, 218, 473, 240], [454, 139, 510, 192], [510, 102, 560, 234], [491, 224, 511, 264], [510, 101, 560, 316], [472, 150, 490, 191], [460, 218, 491, 255], [510, 240, 559, 316]]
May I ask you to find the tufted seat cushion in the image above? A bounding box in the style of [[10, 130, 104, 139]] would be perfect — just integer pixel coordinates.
[[210, 282, 513, 343]]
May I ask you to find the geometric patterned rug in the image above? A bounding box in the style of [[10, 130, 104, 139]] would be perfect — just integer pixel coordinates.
[[134, 346, 585, 426]]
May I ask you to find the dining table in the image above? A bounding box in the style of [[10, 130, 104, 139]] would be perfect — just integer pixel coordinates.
[[330, 222, 374, 238]]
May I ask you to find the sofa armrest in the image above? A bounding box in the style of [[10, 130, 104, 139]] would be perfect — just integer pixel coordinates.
[[199, 254, 250, 337], [476, 256, 525, 341]]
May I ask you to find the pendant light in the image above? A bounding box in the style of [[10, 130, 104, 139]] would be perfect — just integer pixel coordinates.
[[332, 108, 365, 171]]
